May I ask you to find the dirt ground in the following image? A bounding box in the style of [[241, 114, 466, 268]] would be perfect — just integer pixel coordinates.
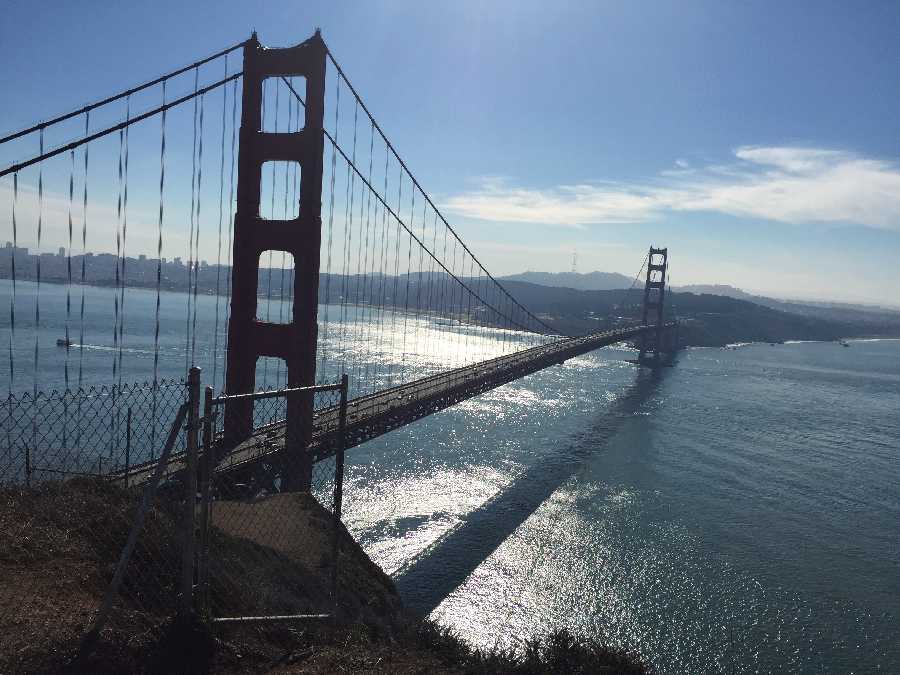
[[0, 479, 406, 674], [0, 479, 650, 675]]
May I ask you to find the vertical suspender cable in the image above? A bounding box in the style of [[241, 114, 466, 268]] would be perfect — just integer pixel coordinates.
[[321, 75, 340, 381], [401, 188, 414, 379], [222, 78, 238, 392], [111, 104, 125, 458], [388, 167, 402, 387], [277, 83, 292, 388], [152, 82, 167, 453], [65, 153, 74, 391], [8, 173, 18, 393], [262, 79, 278, 389], [212, 56, 228, 394], [454, 251, 463, 369], [450, 238, 460, 368], [346, 100, 360, 381], [412, 198, 426, 369], [75, 116, 88, 451], [352, 135, 365, 386], [118, 98, 130, 387], [339, 101, 359, 380], [191, 92, 205, 368], [438, 220, 449, 363], [114, 121, 124, 382], [185, 68, 200, 374], [287, 87, 299, 380], [425, 210, 439, 365], [287, 89, 299, 379], [33, 129, 44, 397], [7, 173, 17, 457], [78, 113, 89, 391], [357, 121, 375, 391], [372, 143, 390, 393]]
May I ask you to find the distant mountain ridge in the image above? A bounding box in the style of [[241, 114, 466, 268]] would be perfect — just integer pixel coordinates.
[[503, 272, 757, 299], [674, 283, 756, 301], [499, 270, 900, 328], [501, 270, 635, 291]]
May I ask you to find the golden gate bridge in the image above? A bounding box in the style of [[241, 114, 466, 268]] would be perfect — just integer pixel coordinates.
[[1, 30, 677, 492], [0, 29, 681, 653]]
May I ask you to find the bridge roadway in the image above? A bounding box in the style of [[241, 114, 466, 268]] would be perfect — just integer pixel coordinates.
[[123, 323, 669, 486]]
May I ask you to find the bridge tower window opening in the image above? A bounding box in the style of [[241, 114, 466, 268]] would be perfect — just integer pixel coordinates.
[[261, 76, 308, 134], [254, 251, 296, 321], [259, 161, 302, 220]]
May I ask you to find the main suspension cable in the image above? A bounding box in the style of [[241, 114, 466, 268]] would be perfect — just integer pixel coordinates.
[[0, 40, 247, 146], [323, 48, 558, 337], [323, 133, 552, 337], [1, 72, 243, 179], [281, 72, 557, 340]]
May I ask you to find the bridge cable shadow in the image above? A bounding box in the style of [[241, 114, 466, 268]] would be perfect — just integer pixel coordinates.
[[392, 364, 668, 615]]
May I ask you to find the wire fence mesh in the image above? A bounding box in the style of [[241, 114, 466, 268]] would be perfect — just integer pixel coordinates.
[[0, 373, 352, 670], [0, 378, 190, 672]]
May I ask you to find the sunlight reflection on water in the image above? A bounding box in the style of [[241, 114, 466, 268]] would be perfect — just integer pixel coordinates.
[[339, 338, 900, 673], [4, 282, 896, 672]]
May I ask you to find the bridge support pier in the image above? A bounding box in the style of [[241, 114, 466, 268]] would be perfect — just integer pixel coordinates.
[[224, 32, 327, 491]]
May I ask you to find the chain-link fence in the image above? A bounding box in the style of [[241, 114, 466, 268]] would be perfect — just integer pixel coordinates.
[[0, 370, 351, 671], [198, 377, 348, 623], [0, 377, 191, 673]]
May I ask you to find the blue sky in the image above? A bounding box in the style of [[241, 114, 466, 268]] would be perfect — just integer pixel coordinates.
[[2, 1, 900, 304]]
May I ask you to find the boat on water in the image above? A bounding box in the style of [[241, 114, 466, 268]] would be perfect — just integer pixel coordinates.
[[56, 338, 74, 347], [839, 340, 850, 347]]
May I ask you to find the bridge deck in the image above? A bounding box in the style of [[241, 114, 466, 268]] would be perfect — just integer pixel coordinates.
[[122, 324, 666, 486]]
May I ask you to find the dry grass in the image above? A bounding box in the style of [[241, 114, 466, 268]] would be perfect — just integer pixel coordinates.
[[0, 479, 405, 673], [0, 479, 651, 675]]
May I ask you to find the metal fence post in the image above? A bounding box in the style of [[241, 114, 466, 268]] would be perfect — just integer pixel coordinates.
[[181, 366, 201, 620], [330, 374, 349, 608], [124, 407, 132, 488], [24, 445, 31, 488], [198, 385, 215, 614]]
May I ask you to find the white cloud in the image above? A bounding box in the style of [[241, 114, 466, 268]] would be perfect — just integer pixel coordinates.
[[442, 146, 900, 230]]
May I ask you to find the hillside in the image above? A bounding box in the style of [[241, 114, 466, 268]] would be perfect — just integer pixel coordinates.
[[497, 273, 900, 340], [0, 478, 651, 674], [501, 270, 634, 291], [494, 281, 900, 346]]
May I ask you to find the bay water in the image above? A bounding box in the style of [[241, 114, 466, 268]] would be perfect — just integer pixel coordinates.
[[2, 280, 898, 672]]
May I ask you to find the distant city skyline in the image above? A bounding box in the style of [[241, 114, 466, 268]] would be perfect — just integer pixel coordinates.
[[6, 242, 900, 312]]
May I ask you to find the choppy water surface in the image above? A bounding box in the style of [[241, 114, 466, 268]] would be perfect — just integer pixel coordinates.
[[3, 280, 899, 672], [344, 340, 900, 673]]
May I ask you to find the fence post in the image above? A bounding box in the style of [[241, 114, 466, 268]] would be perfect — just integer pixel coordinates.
[[331, 374, 349, 609], [124, 407, 132, 489], [181, 366, 201, 620], [198, 385, 215, 614], [24, 445, 31, 488]]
